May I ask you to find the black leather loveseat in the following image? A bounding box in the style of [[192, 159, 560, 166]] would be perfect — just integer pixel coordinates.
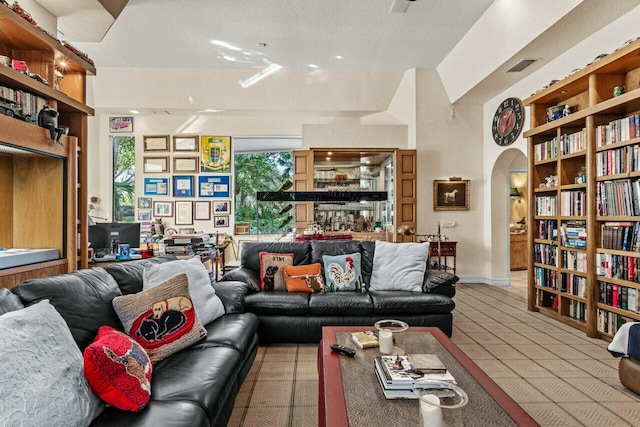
[[219, 240, 457, 343], [1, 256, 258, 427]]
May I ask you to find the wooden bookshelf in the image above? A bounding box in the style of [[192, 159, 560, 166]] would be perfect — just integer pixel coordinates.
[[524, 38, 640, 338]]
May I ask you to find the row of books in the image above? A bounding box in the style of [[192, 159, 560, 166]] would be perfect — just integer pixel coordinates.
[[561, 273, 587, 298], [533, 243, 557, 266], [596, 144, 640, 177], [0, 85, 47, 124], [595, 113, 640, 147], [535, 195, 557, 216], [534, 137, 558, 161], [596, 179, 640, 217], [562, 250, 587, 273], [560, 190, 586, 216], [598, 282, 639, 313], [537, 289, 557, 308], [536, 219, 558, 241], [560, 128, 587, 155], [568, 300, 587, 321], [374, 354, 455, 400], [596, 252, 640, 282], [597, 308, 635, 336], [533, 266, 558, 289], [559, 221, 587, 249], [600, 222, 640, 252]]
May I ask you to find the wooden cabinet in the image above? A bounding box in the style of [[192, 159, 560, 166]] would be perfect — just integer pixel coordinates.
[[428, 241, 457, 274], [510, 234, 527, 270], [0, 6, 93, 287], [524, 38, 640, 338]]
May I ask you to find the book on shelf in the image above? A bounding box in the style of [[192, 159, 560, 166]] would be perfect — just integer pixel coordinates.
[[351, 331, 379, 349]]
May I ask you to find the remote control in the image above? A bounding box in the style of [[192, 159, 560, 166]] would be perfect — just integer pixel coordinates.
[[330, 343, 356, 357]]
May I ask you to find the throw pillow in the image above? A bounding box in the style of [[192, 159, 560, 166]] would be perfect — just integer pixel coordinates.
[[143, 255, 225, 324], [0, 300, 104, 425], [369, 241, 429, 292], [281, 263, 325, 292], [259, 252, 294, 291], [84, 326, 153, 412], [322, 252, 363, 292], [112, 273, 207, 362]]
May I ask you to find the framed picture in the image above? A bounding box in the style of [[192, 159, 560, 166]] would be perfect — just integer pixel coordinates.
[[214, 215, 229, 228], [143, 177, 169, 195], [194, 201, 211, 220], [173, 156, 199, 173], [173, 135, 199, 152], [178, 227, 195, 234], [213, 200, 231, 214], [109, 116, 133, 132], [175, 201, 193, 225], [433, 179, 470, 211], [137, 197, 152, 209], [173, 175, 194, 197], [138, 210, 152, 221], [143, 157, 169, 173], [153, 201, 173, 217], [143, 135, 169, 151], [200, 135, 231, 173], [198, 175, 230, 197]]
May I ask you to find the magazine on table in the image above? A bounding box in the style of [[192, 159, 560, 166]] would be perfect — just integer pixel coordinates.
[[374, 354, 455, 386]]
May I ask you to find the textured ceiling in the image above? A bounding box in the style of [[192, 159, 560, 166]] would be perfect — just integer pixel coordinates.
[[74, 0, 494, 70]]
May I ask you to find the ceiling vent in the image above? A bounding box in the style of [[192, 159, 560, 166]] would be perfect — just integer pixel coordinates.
[[507, 59, 538, 73], [389, 0, 416, 14], [152, 110, 171, 115]]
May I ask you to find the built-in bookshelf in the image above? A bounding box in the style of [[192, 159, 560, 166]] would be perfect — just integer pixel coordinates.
[[524, 38, 640, 339]]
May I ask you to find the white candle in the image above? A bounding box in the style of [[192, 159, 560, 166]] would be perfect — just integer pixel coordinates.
[[420, 394, 443, 427], [379, 330, 393, 354]]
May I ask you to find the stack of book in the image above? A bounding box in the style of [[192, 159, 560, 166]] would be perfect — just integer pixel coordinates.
[[374, 354, 455, 399], [351, 331, 379, 349]]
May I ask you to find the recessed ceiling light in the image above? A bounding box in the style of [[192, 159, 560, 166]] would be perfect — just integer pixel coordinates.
[[327, 152, 332, 155], [335, 56, 343, 59], [560, 90, 567, 94], [129, 110, 140, 114], [58, 60, 68, 68], [211, 40, 242, 51], [309, 64, 319, 68], [326, 157, 331, 161]]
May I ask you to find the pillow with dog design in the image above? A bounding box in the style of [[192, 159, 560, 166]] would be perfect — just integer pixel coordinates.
[[112, 273, 206, 362], [259, 252, 294, 291]]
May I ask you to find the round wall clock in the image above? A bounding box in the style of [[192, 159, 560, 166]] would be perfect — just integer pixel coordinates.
[[492, 97, 524, 146]]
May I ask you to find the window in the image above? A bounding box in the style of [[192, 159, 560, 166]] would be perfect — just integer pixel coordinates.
[[234, 151, 293, 234], [112, 136, 135, 222]]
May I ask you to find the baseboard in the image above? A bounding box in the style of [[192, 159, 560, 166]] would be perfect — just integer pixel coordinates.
[[457, 276, 510, 287]]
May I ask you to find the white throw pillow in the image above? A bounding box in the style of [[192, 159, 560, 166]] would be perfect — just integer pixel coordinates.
[[0, 300, 104, 425], [143, 255, 225, 324], [369, 241, 429, 292]]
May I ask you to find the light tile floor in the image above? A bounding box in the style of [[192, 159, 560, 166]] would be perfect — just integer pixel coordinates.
[[229, 274, 640, 427]]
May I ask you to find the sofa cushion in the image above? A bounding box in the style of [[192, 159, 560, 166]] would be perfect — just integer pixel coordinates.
[[105, 255, 177, 295], [0, 300, 104, 425], [369, 241, 429, 292], [259, 252, 294, 291], [311, 240, 363, 264], [91, 401, 209, 427], [244, 292, 310, 315], [0, 287, 24, 315], [323, 252, 363, 292], [112, 273, 207, 362], [143, 255, 225, 324], [194, 312, 259, 356], [241, 241, 311, 273], [11, 268, 123, 351], [84, 326, 152, 412], [282, 263, 325, 292], [369, 290, 455, 315], [309, 292, 374, 315]]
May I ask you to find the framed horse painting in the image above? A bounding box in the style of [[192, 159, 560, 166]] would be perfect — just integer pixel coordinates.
[[433, 179, 470, 211]]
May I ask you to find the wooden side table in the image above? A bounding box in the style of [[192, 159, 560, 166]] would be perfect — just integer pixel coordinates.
[[428, 241, 457, 274]]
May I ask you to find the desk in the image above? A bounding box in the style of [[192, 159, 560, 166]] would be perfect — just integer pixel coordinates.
[[428, 241, 457, 274]]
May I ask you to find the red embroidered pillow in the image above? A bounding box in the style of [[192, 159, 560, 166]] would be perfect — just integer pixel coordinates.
[[111, 273, 207, 362], [259, 252, 294, 291], [83, 326, 152, 412]]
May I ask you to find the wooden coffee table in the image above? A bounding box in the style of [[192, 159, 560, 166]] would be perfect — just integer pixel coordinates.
[[318, 326, 539, 427]]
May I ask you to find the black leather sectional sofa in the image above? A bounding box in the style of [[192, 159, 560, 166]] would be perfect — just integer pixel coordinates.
[[1, 256, 258, 427], [219, 240, 458, 343]]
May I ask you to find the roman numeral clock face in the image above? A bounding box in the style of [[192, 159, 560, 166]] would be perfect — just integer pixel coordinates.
[[492, 97, 524, 146]]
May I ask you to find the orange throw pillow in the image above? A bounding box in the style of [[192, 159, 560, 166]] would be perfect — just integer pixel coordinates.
[[281, 263, 325, 292]]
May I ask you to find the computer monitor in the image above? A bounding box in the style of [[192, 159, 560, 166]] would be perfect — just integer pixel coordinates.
[[89, 222, 141, 253]]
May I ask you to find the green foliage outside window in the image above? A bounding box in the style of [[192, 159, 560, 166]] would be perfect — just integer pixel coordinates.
[[234, 152, 293, 234], [113, 136, 135, 222]]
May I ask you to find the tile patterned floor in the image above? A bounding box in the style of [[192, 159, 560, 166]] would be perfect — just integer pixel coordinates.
[[228, 275, 640, 427]]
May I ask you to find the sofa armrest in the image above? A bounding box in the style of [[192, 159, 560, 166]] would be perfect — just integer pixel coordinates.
[[422, 270, 458, 298], [220, 267, 261, 292], [213, 280, 251, 314]]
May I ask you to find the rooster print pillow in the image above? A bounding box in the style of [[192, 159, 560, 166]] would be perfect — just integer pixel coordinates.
[[322, 253, 363, 292]]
